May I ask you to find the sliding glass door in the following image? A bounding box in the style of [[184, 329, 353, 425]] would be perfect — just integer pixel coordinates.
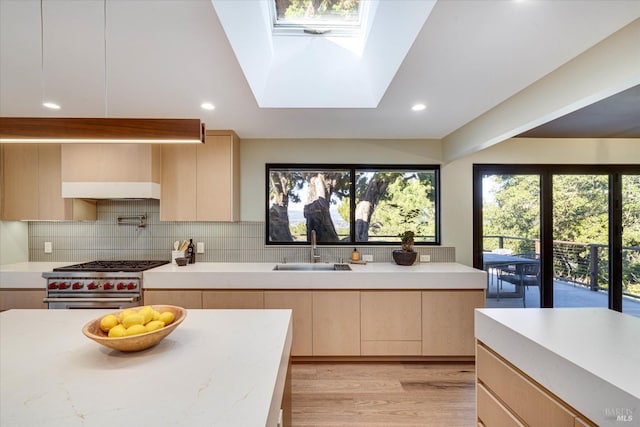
[[552, 174, 608, 309], [474, 165, 640, 317], [480, 173, 541, 308], [622, 175, 640, 316]]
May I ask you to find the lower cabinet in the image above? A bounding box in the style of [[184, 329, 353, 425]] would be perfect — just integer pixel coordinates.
[[476, 343, 595, 427], [360, 291, 422, 355], [202, 290, 263, 309], [143, 288, 484, 358], [264, 291, 313, 356], [312, 291, 361, 356], [422, 290, 484, 356], [144, 290, 202, 308], [0, 289, 46, 311]]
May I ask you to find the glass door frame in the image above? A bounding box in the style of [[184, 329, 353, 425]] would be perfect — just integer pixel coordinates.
[[473, 164, 640, 312]]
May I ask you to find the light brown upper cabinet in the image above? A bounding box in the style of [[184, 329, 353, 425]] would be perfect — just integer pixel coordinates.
[[161, 130, 240, 221], [1, 144, 96, 221]]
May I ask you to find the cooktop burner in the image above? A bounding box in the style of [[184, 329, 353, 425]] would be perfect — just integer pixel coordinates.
[[53, 260, 169, 273]]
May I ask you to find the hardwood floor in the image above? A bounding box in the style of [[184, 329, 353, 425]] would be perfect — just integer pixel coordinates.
[[291, 362, 476, 427]]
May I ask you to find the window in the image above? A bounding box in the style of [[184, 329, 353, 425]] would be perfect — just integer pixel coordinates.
[[473, 164, 640, 316], [266, 164, 440, 245], [271, 0, 363, 35]]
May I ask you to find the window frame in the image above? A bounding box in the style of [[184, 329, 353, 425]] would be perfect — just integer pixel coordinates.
[[473, 163, 640, 312], [266, 163, 441, 246]]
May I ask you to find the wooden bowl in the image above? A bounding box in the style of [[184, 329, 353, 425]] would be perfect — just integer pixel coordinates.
[[82, 305, 186, 352]]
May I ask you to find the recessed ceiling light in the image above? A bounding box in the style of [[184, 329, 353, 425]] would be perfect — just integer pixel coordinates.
[[412, 103, 426, 112], [42, 102, 61, 110], [201, 102, 215, 110]]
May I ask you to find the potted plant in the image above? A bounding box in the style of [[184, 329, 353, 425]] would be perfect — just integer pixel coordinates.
[[393, 230, 417, 266]]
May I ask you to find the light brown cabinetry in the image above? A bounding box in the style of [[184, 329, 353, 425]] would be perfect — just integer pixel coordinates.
[[61, 144, 161, 184], [476, 343, 595, 427], [264, 291, 313, 356], [142, 288, 483, 358], [143, 290, 202, 308], [422, 290, 484, 356], [160, 130, 240, 221], [0, 289, 46, 311], [312, 291, 360, 356], [360, 291, 421, 355], [1, 144, 96, 220], [202, 290, 263, 309]]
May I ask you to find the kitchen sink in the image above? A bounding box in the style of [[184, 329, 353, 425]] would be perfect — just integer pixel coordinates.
[[272, 263, 351, 271]]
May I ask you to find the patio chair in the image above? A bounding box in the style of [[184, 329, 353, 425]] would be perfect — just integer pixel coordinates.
[[498, 261, 541, 307]]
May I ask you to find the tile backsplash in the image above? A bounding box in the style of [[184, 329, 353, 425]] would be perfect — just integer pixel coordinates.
[[29, 200, 455, 263]]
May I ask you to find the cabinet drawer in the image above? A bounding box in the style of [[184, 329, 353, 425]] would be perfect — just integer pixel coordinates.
[[477, 383, 524, 427], [202, 290, 263, 309], [361, 340, 422, 356], [476, 344, 575, 427]]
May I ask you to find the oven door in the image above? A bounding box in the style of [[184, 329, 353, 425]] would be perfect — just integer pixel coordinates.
[[44, 295, 140, 310]]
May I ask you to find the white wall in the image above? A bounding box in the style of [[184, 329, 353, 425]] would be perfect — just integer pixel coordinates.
[[240, 138, 442, 221], [0, 221, 28, 264], [442, 138, 640, 266]]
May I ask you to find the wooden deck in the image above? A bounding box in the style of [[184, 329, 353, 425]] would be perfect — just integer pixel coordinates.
[[486, 274, 640, 317]]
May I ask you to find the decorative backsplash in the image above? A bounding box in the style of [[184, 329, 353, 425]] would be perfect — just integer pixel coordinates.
[[29, 200, 455, 263]]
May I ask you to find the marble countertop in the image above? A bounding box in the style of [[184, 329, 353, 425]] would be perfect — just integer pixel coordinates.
[[0, 262, 487, 290], [0, 308, 292, 426], [475, 308, 640, 426]]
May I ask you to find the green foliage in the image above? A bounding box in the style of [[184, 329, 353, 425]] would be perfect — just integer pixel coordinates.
[[282, 0, 359, 19], [483, 173, 640, 291], [369, 174, 435, 241]]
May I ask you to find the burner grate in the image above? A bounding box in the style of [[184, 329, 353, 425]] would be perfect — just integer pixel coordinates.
[[53, 260, 169, 272]]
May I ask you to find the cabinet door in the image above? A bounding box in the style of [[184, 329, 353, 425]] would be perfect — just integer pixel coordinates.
[[312, 291, 360, 356], [422, 290, 484, 356], [160, 144, 197, 221], [0, 289, 47, 311], [202, 290, 263, 309], [477, 383, 524, 426], [196, 132, 240, 221], [143, 290, 202, 308], [264, 291, 313, 356], [361, 291, 421, 355], [1, 144, 39, 219]]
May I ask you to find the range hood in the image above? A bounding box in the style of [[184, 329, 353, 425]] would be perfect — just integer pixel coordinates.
[[61, 144, 161, 199]]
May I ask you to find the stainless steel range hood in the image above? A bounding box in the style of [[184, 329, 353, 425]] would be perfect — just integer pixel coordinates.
[[61, 144, 161, 199]]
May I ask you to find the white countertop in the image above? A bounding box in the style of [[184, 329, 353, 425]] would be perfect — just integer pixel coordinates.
[[0, 261, 487, 290], [0, 308, 292, 427], [143, 262, 487, 290], [0, 262, 71, 288], [475, 308, 640, 426]]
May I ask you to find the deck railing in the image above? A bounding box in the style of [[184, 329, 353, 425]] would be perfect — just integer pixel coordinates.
[[484, 235, 640, 300]]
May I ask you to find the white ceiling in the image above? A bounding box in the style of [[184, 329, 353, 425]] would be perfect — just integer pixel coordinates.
[[1, 1, 639, 149]]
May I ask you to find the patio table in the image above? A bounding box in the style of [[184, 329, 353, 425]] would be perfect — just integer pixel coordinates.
[[482, 253, 539, 299]]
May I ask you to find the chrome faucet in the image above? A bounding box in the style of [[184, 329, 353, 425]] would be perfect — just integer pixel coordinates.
[[310, 230, 321, 263]]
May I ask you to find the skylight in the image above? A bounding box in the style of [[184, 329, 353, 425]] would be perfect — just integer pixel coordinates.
[[271, 0, 362, 35]]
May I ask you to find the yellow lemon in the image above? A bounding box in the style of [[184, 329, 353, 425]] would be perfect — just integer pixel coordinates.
[[158, 311, 175, 325], [108, 324, 126, 337], [99, 314, 119, 332], [118, 309, 136, 323], [145, 320, 165, 332], [138, 306, 154, 324], [152, 310, 161, 321], [124, 324, 147, 336], [121, 313, 144, 329]]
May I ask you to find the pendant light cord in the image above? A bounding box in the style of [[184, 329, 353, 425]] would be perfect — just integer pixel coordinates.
[[40, 0, 44, 105]]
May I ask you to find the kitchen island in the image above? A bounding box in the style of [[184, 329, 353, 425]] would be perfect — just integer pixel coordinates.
[[0, 308, 292, 427], [475, 308, 640, 426]]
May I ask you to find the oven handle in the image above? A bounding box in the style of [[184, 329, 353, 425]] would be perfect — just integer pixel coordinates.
[[43, 297, 139, 303]]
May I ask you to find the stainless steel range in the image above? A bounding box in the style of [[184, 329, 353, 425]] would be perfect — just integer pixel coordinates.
[[42, 260, 169, 309]]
